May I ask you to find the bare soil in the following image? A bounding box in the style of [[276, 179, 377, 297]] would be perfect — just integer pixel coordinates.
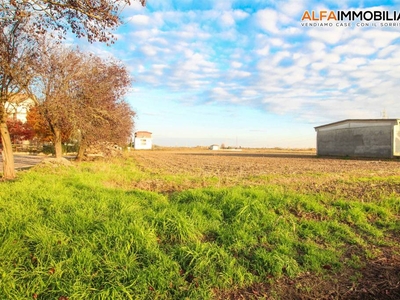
[[132, 150, 400, 200]]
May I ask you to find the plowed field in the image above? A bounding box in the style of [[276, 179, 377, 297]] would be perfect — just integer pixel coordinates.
[[132, 149, 400, 201], [131, 149, 400, 299]]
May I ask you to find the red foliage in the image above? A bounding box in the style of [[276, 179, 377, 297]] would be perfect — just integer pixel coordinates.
[[6, 118, 35, 143]]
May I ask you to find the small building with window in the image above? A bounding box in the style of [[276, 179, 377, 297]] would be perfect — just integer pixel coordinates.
[[133, 131, 152, 150], [209, 144, 219, 151]]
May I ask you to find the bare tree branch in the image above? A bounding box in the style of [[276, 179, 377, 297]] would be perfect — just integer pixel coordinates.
[[1, 0, 146, 43]]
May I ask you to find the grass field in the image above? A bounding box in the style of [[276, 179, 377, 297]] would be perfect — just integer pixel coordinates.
[[0, 149, 399, 299]]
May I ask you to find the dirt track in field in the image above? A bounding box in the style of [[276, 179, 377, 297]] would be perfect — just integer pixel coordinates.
[[132, 149, 400, 201]]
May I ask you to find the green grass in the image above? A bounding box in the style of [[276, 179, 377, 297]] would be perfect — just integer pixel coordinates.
[[0, 157, 399, 299]]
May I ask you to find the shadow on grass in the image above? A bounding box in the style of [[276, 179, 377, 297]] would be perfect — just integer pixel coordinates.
[[216, 250, 400, 300]]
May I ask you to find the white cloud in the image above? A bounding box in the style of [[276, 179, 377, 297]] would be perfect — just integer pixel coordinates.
[[378, 45, 397, 58], [310, 62, 326, 70], [255, 9, 280, 34], [129, 14, 150, 26], [307, 27, 349, 45], [231, 61, 243, 68], [104, 1, 400, 136], [220, 12, 236, 27], [140, 45, 158, 56], [212, 87, 232, 98], [213, 0, 233, 10], [233, 9, 250, 20], [308, 41, 326, 52], [363, 30, 400, 48], [342, 57, 366, 66], [280, 0, 305, 17], [229, 70, 252, 78], [129, 28, 161, 40], [269, 37, 285, 47], [333, 38, 377, 56], [241, 90, 259, 97], [325, 53, 341, 63], [255, 45, 270, 56]]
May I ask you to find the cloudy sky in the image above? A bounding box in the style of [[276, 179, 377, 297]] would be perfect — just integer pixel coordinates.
[[80, 0, 400, 148]]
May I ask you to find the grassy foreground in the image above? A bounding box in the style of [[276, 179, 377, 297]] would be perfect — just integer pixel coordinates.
[[0, 156, 399, 299]]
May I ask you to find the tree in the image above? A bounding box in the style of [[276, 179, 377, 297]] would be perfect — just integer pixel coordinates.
[[1, 0, 145, 178], [34, 44, 83, 159], [25, 106, 53, 143], [73, 54, 134, 160], [0, 16, 37, 179], [76, 101, 136, 160], [6, 118, 35, 144], [34, 44, 135, 160]]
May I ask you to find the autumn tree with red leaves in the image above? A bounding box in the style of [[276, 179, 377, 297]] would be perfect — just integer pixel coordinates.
[[34, 43, 135, 159], [6, 118, 35, 144]]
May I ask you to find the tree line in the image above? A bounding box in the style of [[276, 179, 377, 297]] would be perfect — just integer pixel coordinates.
[[1, 0, 146, 179]]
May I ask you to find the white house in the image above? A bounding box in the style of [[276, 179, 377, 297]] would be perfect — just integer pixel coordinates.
[[5, 94, 36, 122], [209, 144, 219, 151], [133, 131, 152, 150]]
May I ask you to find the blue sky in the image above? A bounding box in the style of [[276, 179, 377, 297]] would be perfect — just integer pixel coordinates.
[[78, 0, 400, 148]]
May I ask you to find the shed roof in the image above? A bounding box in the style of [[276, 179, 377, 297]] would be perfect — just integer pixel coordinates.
[[134, 131, 152, 138], [315, 119, 400, 131]]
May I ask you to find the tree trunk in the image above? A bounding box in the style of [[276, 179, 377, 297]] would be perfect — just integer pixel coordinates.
[[54, 127, 63, 159], [0, 109, 16, 179], [76, 139, 87, 161]]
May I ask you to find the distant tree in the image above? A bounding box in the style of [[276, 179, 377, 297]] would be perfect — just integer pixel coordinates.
[[108, 102, 136, 146], [6, 118, 35, 144], [34, 43, 135, 160], [34, 43, 83, 159], [26, 106, 53, 143], [74, 55, 135, 160]]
